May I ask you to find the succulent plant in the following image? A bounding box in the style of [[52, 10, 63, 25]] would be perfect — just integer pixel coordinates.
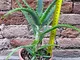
[[3, 0, 80, 60]]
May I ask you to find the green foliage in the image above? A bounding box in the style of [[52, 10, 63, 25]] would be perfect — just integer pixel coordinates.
[[3, 0, 80, 60], [36, 0, 43, 16]]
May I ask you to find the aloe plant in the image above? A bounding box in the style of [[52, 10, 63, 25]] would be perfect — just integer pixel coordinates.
[[3, 0, 80, 60]]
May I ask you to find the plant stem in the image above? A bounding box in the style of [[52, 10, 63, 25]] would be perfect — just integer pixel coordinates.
[[35, 25, 40, 40]]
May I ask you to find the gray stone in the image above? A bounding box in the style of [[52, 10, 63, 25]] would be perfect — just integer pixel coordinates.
[[2, 25, 29, 38], [52, 49, 80, 60], [0, 35, 3, 39], [59, 14, 80, 24], [0, 24, 79, 40], [0, 0, 11, 10], [53, 49, 80, 57], [63, 0, 71, 2], [53, 57, 80, 60], [0, 49, 18, 56], [0, 25, 61, 38], [0, 49, 19, 60], [0, 38, 11, 50], [0, 56, 19, 60], [57, 38, 80, 48], [73, 2, 80, 14]]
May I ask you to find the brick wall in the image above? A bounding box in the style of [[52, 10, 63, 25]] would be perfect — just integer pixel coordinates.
[[0, 0, 80, 48], [0, 0, 80, 24]]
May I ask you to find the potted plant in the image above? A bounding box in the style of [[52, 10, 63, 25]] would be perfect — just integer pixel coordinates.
[[2, 0, 80, 60]]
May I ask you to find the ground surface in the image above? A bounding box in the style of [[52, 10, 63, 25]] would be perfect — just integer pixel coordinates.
[[1, 49, 80, 60], [0, 0, 80, 60]]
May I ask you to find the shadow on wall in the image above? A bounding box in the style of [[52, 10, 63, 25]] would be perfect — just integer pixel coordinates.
[[71, 0, 80, 2]]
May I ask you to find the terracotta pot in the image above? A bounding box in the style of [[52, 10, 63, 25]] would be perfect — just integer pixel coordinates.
[[19, 48, 52, 60], [19, 48, 24, 60], [49, 58, 52, 60]]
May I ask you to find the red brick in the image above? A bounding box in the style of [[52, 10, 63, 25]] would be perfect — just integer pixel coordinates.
[[61, 2, 73, 13], [10, 38, 33, 47], [75, 25, 80, 28], [73, 2, 80, 14], [12, 0, 36, 9], [44, 0, 52, 9], [61, 28, 79, 38], [0, 12, 28, 25], [10, 38, 49, 47], [12, 0, 54, 9]]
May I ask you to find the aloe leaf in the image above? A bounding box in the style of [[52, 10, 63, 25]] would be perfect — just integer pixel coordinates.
[[39, 20, 52, 42], [22, 0, 32, 8], [36, 0, 43, 16], [22, 0, 39, 18], [42, 5, 56, 26], [39, 34, 44, 43], [42, 24, 80, 35], [31, 56, 36, 60], [38, 44, 55, 51], [32, 39, 39, 45], [31, 25, 36, 35], [6, 47, 22, 60], [16, 0, 23, 7], [6, 45, 33, 60], [40, 0, 57, 23], [16, 0, 37, 35], [16, 0, 34, 25], [25, 48, 34, 56], [3, 8, 40, 26], [16, 0, 33, 24], [43, 56, 51, 58], [43, 20, 52, 32]]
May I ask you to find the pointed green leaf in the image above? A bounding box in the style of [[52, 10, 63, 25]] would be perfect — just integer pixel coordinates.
[[16, 0, 23, 7], [43, 56, 51, 58], [3, 8, 40, 26], [25, 48, 34, 56], [42, 24, 80, 35], [43, 20, 52, 32], [22, 0, 32, 9], [38, 44, 55, 51], [6, 45, 33, 60], [40, 0, 57, 23], [31, 56, 36, 60], [16, 0, 35, 25], [42, 5, 56, 26], [6, 46, 22, 60], [36, 0, 43, 16], [16, 0, 37, 34]]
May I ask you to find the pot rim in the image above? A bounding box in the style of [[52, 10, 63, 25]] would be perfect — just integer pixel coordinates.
[[19, 48, 52, 60], [19, 48, 24, 60]]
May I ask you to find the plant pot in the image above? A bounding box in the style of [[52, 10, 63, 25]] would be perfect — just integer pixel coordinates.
[[19, 48, 52, 60], [19, 48, 24, 60]]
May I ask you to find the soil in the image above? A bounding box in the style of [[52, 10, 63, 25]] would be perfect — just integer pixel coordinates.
[[21, 49, 50, 60], [21, 49, 32, 60]]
